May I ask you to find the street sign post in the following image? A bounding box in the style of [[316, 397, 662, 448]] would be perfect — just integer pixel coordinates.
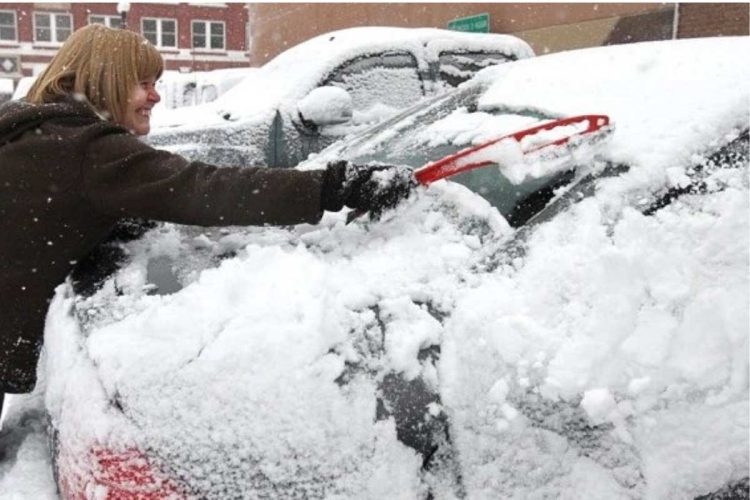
[[447, 13, 490, 33]]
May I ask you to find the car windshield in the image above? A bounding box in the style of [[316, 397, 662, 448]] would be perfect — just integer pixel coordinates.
[[336, 84, 574, 218]]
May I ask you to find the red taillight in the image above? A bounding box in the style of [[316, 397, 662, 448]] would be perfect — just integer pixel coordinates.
[[57, 445, 185, 499]]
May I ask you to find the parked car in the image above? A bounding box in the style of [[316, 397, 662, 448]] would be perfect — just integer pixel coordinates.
[[44, 36, 748, 499], [10, 75, 35, 101], [0, 77, 13, 104], [147, 26, 534, 168], [154, 68, 256, 110]]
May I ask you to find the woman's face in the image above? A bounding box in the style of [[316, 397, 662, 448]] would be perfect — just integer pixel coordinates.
[[122, 77, 161, 136]]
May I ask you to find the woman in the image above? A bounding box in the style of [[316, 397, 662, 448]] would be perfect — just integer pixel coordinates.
[[0, 25, 414, 417]]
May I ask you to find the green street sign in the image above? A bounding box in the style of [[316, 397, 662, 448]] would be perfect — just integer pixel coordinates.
[[447, 13, 490, 33]]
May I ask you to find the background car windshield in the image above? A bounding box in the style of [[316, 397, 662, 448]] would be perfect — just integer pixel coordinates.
[[343, 85, 566, 217]]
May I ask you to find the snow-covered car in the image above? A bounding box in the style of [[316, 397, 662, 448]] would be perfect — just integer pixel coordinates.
[[154, 68, 256, 110], [43, 36, 748, 499], [0, 77, 13, 104], [10, 76, 35, 101], [146, 26, 533, 168]]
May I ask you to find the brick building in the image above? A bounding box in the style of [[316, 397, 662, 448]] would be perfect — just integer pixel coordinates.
[[0, 2, 250, 86], [247, 3, 749, 64]]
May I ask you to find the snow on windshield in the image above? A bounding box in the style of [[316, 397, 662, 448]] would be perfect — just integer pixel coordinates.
[[414, 107, 540, 148]]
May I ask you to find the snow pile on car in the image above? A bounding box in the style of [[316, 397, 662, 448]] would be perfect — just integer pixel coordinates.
[[44, 184, 510, 498], [441, 137, 748, 497]]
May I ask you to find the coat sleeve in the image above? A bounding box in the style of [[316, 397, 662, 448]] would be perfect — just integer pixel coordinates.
[[81, 123, 325, 227]]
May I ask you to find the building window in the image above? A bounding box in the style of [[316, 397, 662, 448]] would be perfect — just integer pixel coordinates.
[[34, 12, 72, 44], [0, 10, 17, 42], [142, 18, 177, 48], [192, 20, 225, 50], [89, 14, 123, 29]]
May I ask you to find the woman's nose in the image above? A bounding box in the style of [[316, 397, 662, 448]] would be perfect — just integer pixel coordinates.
[[148, 88, 161, 103]]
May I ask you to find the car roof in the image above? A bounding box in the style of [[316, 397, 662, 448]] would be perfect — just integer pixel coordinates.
[[262, 26, 534, 73], [475, 36, 749, 170]]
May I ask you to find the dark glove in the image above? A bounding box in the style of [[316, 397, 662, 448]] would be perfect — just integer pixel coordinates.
[[321, 160, 418, 219]]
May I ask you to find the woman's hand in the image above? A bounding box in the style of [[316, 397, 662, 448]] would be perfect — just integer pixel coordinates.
[[321, 160, 418, 219]]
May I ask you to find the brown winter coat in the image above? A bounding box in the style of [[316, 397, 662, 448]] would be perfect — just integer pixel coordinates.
[[0, 96, 325, 393]]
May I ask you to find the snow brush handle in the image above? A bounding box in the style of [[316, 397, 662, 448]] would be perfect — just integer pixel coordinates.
[[414, 114, 610, 185]]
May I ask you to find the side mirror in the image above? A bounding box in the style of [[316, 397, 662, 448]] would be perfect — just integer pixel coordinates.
[[297, 86, 353, 127]]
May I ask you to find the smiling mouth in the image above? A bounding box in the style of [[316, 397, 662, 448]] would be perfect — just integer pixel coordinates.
[[138, 108, 152, 118]]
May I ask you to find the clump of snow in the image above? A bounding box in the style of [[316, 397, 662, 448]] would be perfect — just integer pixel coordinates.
[[413, 107, 538, 148], [581, 388, 618, 425], [518, 121, 589, 151], [297, 86, 353, 125]]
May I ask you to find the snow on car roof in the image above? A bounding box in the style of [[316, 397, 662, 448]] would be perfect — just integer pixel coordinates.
[[262, 26, 534, 74], [42, 36, 748, 498], [214, 27, 533, 118], [475, 36, 749, 171], [151, 27, 533, 130]]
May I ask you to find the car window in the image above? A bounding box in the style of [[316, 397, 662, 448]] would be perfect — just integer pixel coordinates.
[[438, 51, 515, 87], [323, 52, 425, 114], [340, 85, 566, 219]]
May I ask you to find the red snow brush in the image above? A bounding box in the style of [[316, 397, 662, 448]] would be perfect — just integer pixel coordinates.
[[346, 114, 612, 223], [414, 114, 611, 184]]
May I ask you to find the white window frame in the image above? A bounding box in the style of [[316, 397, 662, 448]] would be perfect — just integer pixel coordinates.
[[33, 11, 72, 46], [0, 10, 18, 43], [141, 17, 178, 49], [191, 20, 225, 51], [88, 14, 123, 29]]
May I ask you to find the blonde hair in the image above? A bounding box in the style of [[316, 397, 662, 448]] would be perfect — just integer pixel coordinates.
[[26, 24, 163, 124]]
